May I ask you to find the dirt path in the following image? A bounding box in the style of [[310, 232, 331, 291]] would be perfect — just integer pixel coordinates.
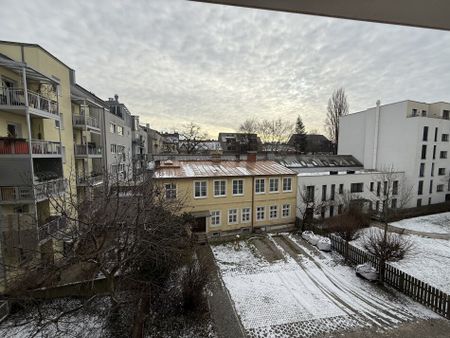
[[251, 237, 284, 262]]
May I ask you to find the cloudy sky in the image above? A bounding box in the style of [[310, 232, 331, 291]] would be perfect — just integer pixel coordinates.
[[1, 0, 450, 137]]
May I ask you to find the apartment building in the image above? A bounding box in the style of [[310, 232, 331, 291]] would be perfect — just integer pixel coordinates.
[[143, 124, 164, 158], [153, 153, 297, 240], [131, 115, 148, 178], [339, 100, 450, 208], [279, 155, 405, 219], [104, 95, 134, 181], [0, 41, 74, 286]]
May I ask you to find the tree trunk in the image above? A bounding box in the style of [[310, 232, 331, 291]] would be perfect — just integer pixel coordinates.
[[132, 293, 150, 338]]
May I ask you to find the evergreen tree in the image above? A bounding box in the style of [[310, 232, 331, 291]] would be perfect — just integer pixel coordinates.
[[294, 115, 307, 153]]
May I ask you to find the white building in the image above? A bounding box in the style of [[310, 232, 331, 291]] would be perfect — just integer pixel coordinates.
[[339, 100, 450, 208]]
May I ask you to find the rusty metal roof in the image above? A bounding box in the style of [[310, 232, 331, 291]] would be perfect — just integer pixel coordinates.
[[154, 160, 296, 179]]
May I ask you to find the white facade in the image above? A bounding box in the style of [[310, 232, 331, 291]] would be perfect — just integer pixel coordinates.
[[339, 100, 450, 207]]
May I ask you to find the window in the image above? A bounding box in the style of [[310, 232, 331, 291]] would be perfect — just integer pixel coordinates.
[[232, 179, 243, 195], [110, 144, 117, 153], [282, 177, 292, 192], [421, 145, 427, 159], [419, 163, 425, 177], [417, 199, 422, 207], [194, 181, 207, 198], [117, 125, 124, 136], [165, 183, 176, 199], [438, 168, 446, 176], [255, 178, 265, 193], [433, 145, 437, 159], [370, 182, 374, 192], [412, 108, 418, 116], [330, 184, 335, 201], [422, 110, 427, 117], [442, 134, 449, 142], [383, 181, 388, 196], [422, 126, 428, 141], [256, 206, 265, 221], [329, 205, 334, 217], [214, 180, 226, 197], [338, 204, 343, 214], [55, 113, 64, 129], [321, 185, 327, 201], [320, 206, 326, 219], [110, 122, 116, 133], [241, 208, 251, 223], [418, 180, 423, 195], [306, 186, 315, 202], [391, 199, 397, 209], [443, 110, 449, 119], [431, 163, 435, 177], [211, 211, 221, 226], [393, 180, 398, 195], [440, 151, 448, 159], [269, 178, 279, 192], [228, 209, 238, 224], [377, 181, 381, 196], [282, 204, 290, 217], [350, 183, 363, 193], [437, 184, 444, 192], [429, 180, 433, 194], [269, 205, 278, 219], [339, 183, 344, 194], [434, 127, 438, 142]]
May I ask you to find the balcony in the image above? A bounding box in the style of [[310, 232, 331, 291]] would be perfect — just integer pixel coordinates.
[[76, 174, 104, 187], [38, 216, 67, 241], [0, 87, 59, 119], [74, 144, 103, 158], [0, 179, 66, 204], [0, 138, 62, 157], [72, 114, 101, 133]]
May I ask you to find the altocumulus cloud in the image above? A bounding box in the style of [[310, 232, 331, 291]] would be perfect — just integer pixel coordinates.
[[1, 0, 450, 136]]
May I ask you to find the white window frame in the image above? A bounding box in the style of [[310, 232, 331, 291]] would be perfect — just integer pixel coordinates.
[[165, 183, 176, 199], [213, 180, 227, 197], [269, 205, 278, 219], [228, 209, 238, 224], [194, 181, 207, 199], [241, 207, 251, 223], [282, 204, 290, 218], [283, 177, 292, 192], [232, 179, 244, 196], [117, 125, 124, 136], [211, 210, 221, 226], [255, 178, 265, 194], [269, 178, 279, 193], [256, 206, 265, 221], [110, 122, 116, 134]]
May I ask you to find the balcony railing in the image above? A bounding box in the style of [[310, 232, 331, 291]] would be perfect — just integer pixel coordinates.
[[72, 114, 100, 130], [31, 140, 62, 156], [74, 144, 102, 157], [0, 87, 58, 116], [0, 138, 29, 154], [76, 174, 104, 186], [38, 216, 66, 241], [34, 179, 67, 200], [0, 186, 33, 203]]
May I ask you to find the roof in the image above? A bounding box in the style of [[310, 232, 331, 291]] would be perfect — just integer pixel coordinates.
[[272, 154, 362, 168], [154, 160, 296, 179]]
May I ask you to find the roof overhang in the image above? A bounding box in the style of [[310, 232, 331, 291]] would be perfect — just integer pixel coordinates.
[[0, 54, 59, 85], [191, 0, 450, 31]]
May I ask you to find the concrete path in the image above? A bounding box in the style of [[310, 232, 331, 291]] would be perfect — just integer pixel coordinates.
[[197, 245, 246, 338], [372, 222, 450, 240]]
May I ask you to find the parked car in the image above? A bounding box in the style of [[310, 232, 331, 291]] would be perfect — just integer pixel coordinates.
[[356, 263, 378, 282]]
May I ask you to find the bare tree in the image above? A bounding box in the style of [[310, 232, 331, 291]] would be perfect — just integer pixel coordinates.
[[297, 185, 329, 231], [325, 87, 349, 151], [238, 117, 259, 134], [178, 122, 207, 154], [1, 171, 208, 337]]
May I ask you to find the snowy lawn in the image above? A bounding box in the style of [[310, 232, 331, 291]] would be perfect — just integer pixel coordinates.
[[390, 212, 450, 234], [212, 235, 438, 338], [352, 227, 450, 294]]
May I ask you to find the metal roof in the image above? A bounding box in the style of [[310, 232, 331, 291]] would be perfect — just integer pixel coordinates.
[[154, 160, 296, 179]]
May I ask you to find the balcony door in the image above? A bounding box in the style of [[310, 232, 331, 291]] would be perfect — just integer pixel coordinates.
[[7, 123, 21, 138]]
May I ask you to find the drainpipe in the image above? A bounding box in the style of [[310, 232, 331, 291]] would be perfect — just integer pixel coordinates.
[[372, 100, 381, 170], [251, 175, 255, 233]]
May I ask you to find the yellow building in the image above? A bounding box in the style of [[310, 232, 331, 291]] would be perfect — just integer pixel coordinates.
[[154, 155, 297, 240], [0, 41, 76, 288]]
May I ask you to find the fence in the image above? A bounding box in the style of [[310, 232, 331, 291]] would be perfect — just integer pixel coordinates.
[[328, 234, 449, 319]]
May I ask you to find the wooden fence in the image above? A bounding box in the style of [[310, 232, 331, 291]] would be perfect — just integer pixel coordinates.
[[328, 234, 449, 319]]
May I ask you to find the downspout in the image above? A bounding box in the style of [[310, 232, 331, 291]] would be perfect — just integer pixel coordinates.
[[372, 100, 381, 170], [251, 175, 255, 233]]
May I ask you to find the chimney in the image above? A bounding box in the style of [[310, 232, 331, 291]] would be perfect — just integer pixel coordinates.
[[247, 151, 257, 162], [114, 94, 119, 101], [211, 151, 221, 163]]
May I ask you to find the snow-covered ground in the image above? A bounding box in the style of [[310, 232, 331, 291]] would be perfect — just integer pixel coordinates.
[[212, 235, 438, 338], [390, 212, 450, 234], [352, 227, 450, 294]]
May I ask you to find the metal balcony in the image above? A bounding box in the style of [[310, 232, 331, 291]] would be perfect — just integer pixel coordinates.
[[31, 140, 62, 157], [0, 179, 66, 204], [0, 138, 62, 157], [76, 174, 104, 187], [34, 179, 67, 201], [0, 87, 59, 119], [74, 144, 103, 158], [38, 216, 67, 241], [72, 114, 101, 133]]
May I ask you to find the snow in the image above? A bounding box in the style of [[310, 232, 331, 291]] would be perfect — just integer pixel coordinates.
[[353, 227, 450, 294], [212, 236, 438, 338], [390, 212, 450, 234]]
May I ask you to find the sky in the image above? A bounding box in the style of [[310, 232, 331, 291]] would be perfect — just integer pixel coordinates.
[[1, 0, 450, 138]]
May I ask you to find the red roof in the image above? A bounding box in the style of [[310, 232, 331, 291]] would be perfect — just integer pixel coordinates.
[[154, 160, 296, 179]]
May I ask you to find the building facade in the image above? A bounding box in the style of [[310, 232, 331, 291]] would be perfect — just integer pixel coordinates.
[[339, 100, 450, 208], [154, 155, 297, 239]]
